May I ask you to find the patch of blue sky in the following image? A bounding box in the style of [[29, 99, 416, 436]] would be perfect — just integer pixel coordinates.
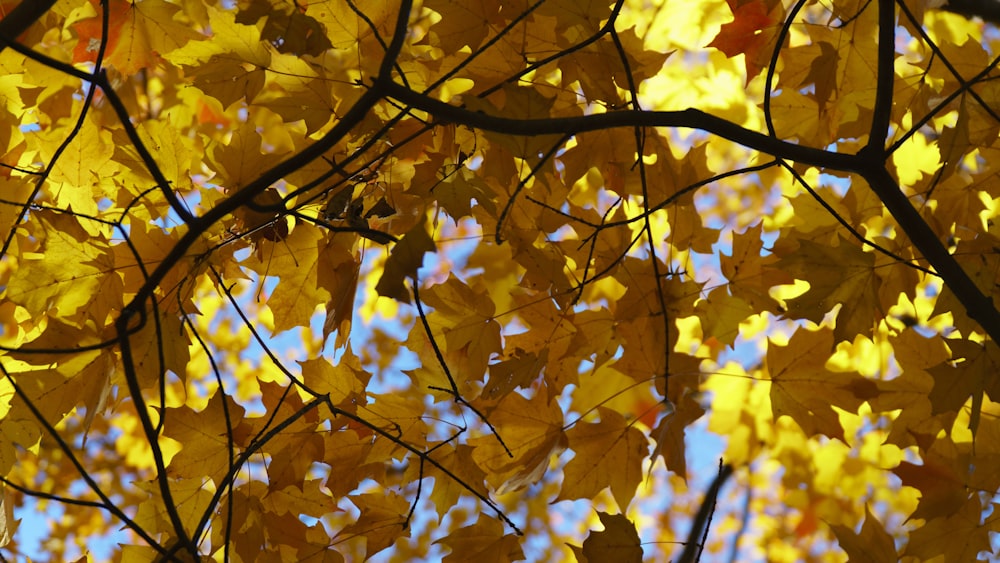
[[12, 464, 132, 562]]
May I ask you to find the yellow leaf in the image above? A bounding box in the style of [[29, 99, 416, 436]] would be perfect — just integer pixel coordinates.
[[434, 515, 525, 563], [375, 216, 436, 302], [892, 130, 940, 187], [694, 287, 753, 347], [0, 486, 15, 548], [773, 236, 880, 342], [572, 512, 643, 563], [209, 121, 287, 191], [263, 479, 337, 519], [336, 492, 411, 560], [903, 495, 1000, 562], [162, 392, 247, 485], [721, 222, 793, 312], [649, 391, 705, 481], [250, 225, 331, 333], [133, 477, 215, 537], [299, 353, 370, 412], [926, 339, 1000, 437], [828, 505, 898, 563], [557, 408, 649, 510], [319, 233, 361, 348], [767, 327, 878, 440], [120, 0, 205, 72], [6, 211, 120, 321], [424, 443, 490, 518], [471, 392, 565, 492]]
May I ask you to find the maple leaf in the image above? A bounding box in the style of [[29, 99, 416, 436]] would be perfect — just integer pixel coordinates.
[[237, 0, 333, 57], [2, 342, 115, 451], [803, 42, 841, 110], [321, 428, 388, 498], [424, 444, 490, 518], [319, 233, 362, 348], [649, 390, 705, 481], [482, 348, 547, 403], [867, 329, 951, 450], [421, 0, 501, 52], [721, 222, 793, 313], [375, 217, 437, 303], [772, 236, 881, 343], [73, 0, 203, 74], [71, 0, 131, 65], [707, 0, 780, 82], [903, 495, 1000, 563], [932, 234, 1000, 336], [569, 512, 643, 563], [299, 352, 370, 412], [695, 287, 753, 346], [0, 489, 11, 549], [926, 339, 1000, 437], [463, 84, 568, 164], [410, 273, 502, 382], [335, 493, 411, 560], [209, 122, 287, 191], [133, 478, 214, 537], [162, 392, 247, 485], [5, 211, 121, 320], [434, 515, 525, 563], [892, 455, 969, 522], [212, 487, 268, 561], [247, 225, 333, 333], [557, 26, 671, 106], [164, 8, 271, 108], [10, 0, 1000, 560], [499, 291, 579, 398], [557, 407, 649, 510], [766, 327, 878, 441], [470, 392, 566, 492], [827, 505, 898, 563]]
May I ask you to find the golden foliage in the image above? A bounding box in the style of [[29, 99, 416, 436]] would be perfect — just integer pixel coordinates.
[[1, 0, 1000, 561]]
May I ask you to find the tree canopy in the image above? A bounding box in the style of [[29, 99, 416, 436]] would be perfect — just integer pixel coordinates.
[[1, 0, 1000, 561]]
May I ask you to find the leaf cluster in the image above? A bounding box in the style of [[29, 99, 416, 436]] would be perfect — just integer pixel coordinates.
[[1, 0, 1000, 561]]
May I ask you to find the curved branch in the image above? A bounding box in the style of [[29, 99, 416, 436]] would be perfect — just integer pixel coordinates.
[[384, 81, 860, 171], [0, 0, 57, 53], [385, 75, 1000, 348]]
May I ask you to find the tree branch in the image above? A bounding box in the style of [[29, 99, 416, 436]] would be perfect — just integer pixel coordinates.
[[385, 73, 1000, 349], [678, 463, 733, 563], [0, 0, 57, 53], [385, 81, 860, 171], [941, 0, 1000, 23]]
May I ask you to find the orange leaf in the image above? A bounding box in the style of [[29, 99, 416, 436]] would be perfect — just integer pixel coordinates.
[[73, 0, 201, 73], [72, 0, 131, 64], [707, 0, 778, 82]]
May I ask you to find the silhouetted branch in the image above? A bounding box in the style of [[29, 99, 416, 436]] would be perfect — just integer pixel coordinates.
[[678, 462, 734, 563], [942, 0, 1000, 23], [0, 0, 58, 54]]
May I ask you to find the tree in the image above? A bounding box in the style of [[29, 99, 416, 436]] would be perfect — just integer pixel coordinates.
[[0, 0, 998, 560]]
